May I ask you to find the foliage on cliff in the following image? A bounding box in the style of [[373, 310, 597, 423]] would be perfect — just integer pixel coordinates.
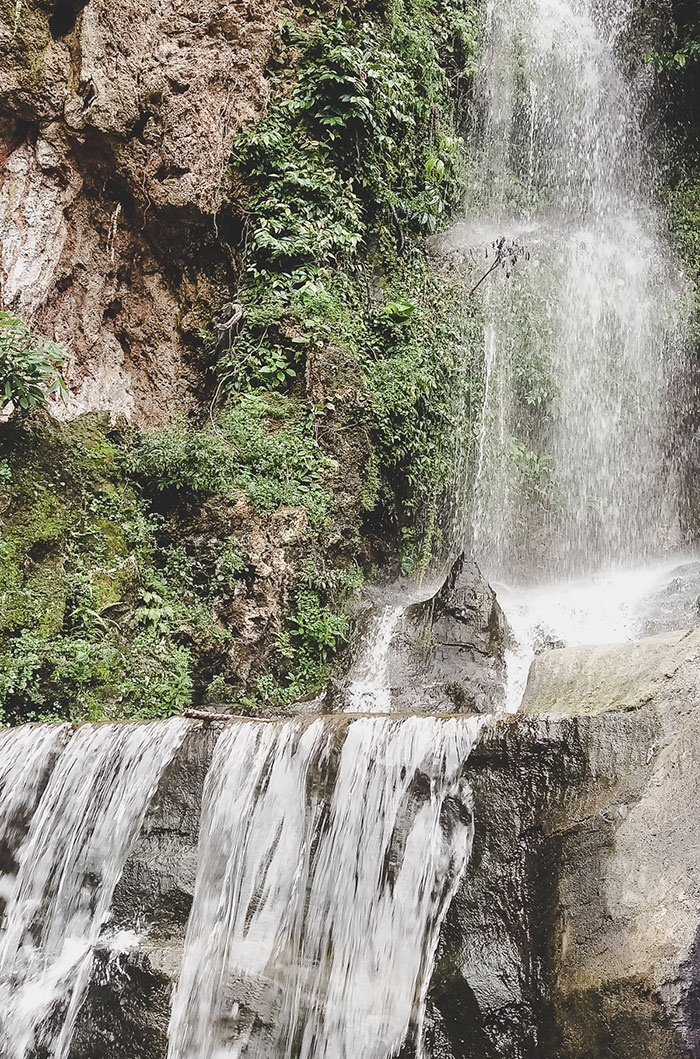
[[220, 0, 485, 553], [0, 0, 486, 724], [662, 4, 700, 327]]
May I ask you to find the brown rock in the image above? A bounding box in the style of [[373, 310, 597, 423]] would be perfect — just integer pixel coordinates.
[[0, 0, 276, 424]]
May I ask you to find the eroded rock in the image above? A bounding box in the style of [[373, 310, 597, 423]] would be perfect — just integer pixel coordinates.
[[0, 0, 276, 423], [334, 553, 508, 714]]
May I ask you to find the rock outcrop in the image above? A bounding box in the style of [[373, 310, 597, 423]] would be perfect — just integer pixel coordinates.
[[392, 554, 508, 714], [0, 0, 276, 422], [333, 554, 508, 715], [426, 624, 700, 1059]]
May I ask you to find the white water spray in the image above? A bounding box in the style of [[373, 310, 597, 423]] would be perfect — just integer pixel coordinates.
[[168, 715, 481, 1059], [445, 0, 695, 701], [0, 718, 187, 1059], [463, 0, 688, 583], [0, 724, 70, 907], [345, 605, 406, 713]]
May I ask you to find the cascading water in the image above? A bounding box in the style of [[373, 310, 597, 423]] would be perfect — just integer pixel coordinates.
[[344, 605, 406, 713], [0, 7, 692, 1057], [448, 0, 693, 690], [168, 715, 481, 1059], [0, 724, 70, 905], [0, 718, 187, 1059], [469, 0, 686, 579]]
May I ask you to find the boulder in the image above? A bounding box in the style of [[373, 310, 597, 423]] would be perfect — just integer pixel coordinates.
[[335, 553, 508, 714]]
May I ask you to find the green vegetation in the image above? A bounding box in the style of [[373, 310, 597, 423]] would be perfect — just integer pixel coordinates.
[[215, 0, 485, 568], [669, 164, 700, 338], [0, 0, 487, 725], [0, 410, 361, 723], [257, 558, 365, 707], [0, 415, 196, 723], [663, 6, 700, 333], [132, 396, 336, 528], [0, 311, 68, 412], [646, 6, 700, 72]]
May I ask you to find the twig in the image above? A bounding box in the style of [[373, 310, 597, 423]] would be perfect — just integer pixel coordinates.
[[469, 255, 506, 296], [185, 708, 242, 722]]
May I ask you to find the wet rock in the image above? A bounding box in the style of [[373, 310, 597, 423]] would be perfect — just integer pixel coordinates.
[[71, 722, 221, 1059], [390, 555, 506, 713], [58, 627, 700, 1058], [423, 626, 700, 1059], [634, 560, 700, 637], [334, 553, 508, 714]]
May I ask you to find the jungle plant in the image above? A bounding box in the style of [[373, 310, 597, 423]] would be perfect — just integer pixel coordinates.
[[0, 311, 69, 412]]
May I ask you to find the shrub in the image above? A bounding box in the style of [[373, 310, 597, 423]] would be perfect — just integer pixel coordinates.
[[0, 311, 69, 411], [133, 396, 336, 527]]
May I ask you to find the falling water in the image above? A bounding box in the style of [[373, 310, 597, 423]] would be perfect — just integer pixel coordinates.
[[168, 715, 481, 1059], [433, 0, 697, 703], [0, 718, 187, 1059], [459, 0, 689, 583], [0, 724, 70, 906], [345, 605, 406, 713]]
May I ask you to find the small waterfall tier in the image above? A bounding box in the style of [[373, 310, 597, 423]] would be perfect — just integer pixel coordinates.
[[0, 714, 482, 1059], [0, 719, 187, 1059], [168, 715, 482, 1059]]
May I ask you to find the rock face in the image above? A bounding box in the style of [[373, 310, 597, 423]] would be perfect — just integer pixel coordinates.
[[333, 553, 508, 714], [0, 0, 276, 423], [70, 723, 220, 1059], [392, 554, 508, 714], [425, 624, 700, 1059], [52, 623, 700, 1059]]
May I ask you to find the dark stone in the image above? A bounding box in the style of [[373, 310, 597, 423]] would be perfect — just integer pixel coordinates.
[[332, 553, 508, 714]]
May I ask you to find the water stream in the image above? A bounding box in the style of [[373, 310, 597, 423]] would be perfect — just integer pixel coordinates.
[[0, 724, 71, 906], [0, 718, 187, 1059], [447, 0, 693, 700], [344, 605, 406, 713], [168, 716, 481, 1059]]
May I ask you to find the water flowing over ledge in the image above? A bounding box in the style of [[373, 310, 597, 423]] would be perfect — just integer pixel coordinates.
[[168, 715, 482, 1059], [0, 714, 483, 1059], [0, 719, 188, 1059]]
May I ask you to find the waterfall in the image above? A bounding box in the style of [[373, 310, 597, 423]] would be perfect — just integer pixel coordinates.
[[0, 718, 187, 1059], [459, 0, 689, 584], [345, 605, 406, 713], [0, 724, 70, 907], [168, 715, 481, 1059]]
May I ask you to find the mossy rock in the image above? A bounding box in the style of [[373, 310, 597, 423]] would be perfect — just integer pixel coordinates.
[[553, 978, 688, 1059], [0, 409, 132, 639]]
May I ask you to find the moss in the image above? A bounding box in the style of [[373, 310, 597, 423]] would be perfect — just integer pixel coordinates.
[[0, 407, 367, 722], [553, 978, 688, 1059], [668, 155, 700, 339], [0, 0, 54, 99]]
